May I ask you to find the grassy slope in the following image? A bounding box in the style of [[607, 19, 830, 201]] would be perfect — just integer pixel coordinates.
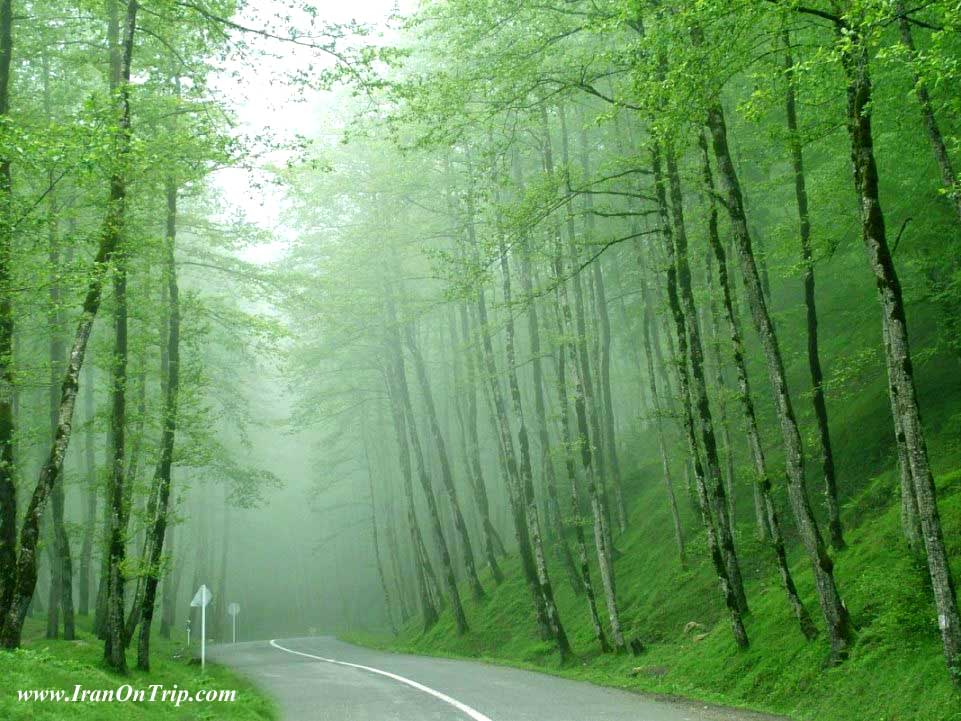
[[351, 352, 961, 721], [0, 617, 276, 721]]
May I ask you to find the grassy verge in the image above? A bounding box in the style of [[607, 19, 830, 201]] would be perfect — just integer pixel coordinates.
[[347, 456, 961, 721], [0, 616, 276, 721]]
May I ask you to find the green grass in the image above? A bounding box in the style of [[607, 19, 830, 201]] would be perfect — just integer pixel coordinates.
[[0, 617, 276, 721], [348, 440, 961, 721]]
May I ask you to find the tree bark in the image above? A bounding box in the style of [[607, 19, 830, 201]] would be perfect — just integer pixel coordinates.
[[704, 95, 852, 663], [135, 170, 179, 670], [493, 206, 571, 658], [546, 109, 625, 651], [839, 26, 960, 684], [663, 139, 748, 615], [0, 0, 16, 632], [103, 205, 129, 673], [894, 2, 961, 223], [559, 108, 617, 562], [79, 367, 97, 616], [385, 288, 467, 633], [0, 0, 138, 650], [362, 412, 397, 635], [579, 125, 627, 534], [638, 270, 685, 567], [784, 30, 845, 551], [456, 302, 505, 581], [699, 132, 816, 640], [405, 325, 485, 601], [464, 163, 554, 641], [651, 138, 749, 649]]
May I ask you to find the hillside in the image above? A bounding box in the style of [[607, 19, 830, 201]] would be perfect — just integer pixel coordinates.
[[352, 362, 961, 721]]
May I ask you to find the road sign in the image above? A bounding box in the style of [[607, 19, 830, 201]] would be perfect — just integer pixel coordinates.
[[227, 602, 240, 643], [191, 584, 213, 670], [190, 584, 212, 608]]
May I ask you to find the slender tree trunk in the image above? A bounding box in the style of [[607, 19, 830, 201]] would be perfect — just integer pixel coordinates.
[[385, 291, 466, 633], [699, 132, 816, 640], [136, 173, 180, 671], [103, 215, 129, 673], [494, 206, 571, 658], [840, 28, 960, 684], [550, 276, 608, 650], [704, 91, 852, 662], [405, 326, 485, 600], [559, 109, 617, 563], [456, 303, 504, 581], [41, 50, 76, 642], [514, 157, 581, 595], [0, 0, 138, 649], [894, 2, 961, 223], [579, 135, 627, 535], [0, 0, 16, 632], [464, 166, 553, 641], [651, 138, 749, 649], [362, 413, 397, 635], [158, 526, 176, 639], [703, 247, 737, 532], [547, 109, 625, 651], [79, 368, 97, 616], [638, 271, 685, 566], [784, 30, 845, 551], [663, 139, 748, 614]]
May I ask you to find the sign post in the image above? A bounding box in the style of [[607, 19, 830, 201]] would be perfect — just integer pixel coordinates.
[[227, 602, 240, 644], [190, 584, 213, 670]]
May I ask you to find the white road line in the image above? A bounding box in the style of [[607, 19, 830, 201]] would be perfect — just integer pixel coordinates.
[[269, 639, 495, 721]]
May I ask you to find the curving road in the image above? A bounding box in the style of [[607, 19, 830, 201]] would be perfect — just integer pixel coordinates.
[[209, 637, 788, 721]]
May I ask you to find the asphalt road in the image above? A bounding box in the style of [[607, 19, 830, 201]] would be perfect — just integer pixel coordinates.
[[208, 636, 787, 721]]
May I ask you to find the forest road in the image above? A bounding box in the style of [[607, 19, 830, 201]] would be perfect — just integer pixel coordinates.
[[208, 636, 789, 721]]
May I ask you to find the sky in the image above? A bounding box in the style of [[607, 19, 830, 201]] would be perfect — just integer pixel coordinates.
[[211, 0, 410, 265]]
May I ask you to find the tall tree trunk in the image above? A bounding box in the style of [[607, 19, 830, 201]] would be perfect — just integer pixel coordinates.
[[136, 172, 180, 671], [103, 214, 129, 673], [158, 526, 177, 639], [702, 244, 738, 532], [513, 156, 581, 595], [638, 270, 685, 566], [663, 139, 748, 614], [464, 166, 553, 641], [579, 128, 627, 534], [546, 109, 625, 652], [894, 2, 961, 223], [405, 326, 485, 600], [362, 413, 397, 635], [558, 108, 617, 562], [79, 367, 97, 616], [42, 49, 76, 642], [703, 91, 852, 662], [0, 0, 138, 650], [784, 30, 845, 551], [493, 207, 571, 659], [103, 1, 131, 671], [840, 26, 960, 684], [385, 291, 466, 633], [0, 0, 16, 632], [385, 364, 438, 630], [651, 138, 749, 649], [550, 276, 609, 650], [699, 132, 816, 640], [456, 302, 504, 581]]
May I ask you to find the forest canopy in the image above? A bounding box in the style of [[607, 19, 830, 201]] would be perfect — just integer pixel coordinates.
[[0, 1, 959, 716]]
